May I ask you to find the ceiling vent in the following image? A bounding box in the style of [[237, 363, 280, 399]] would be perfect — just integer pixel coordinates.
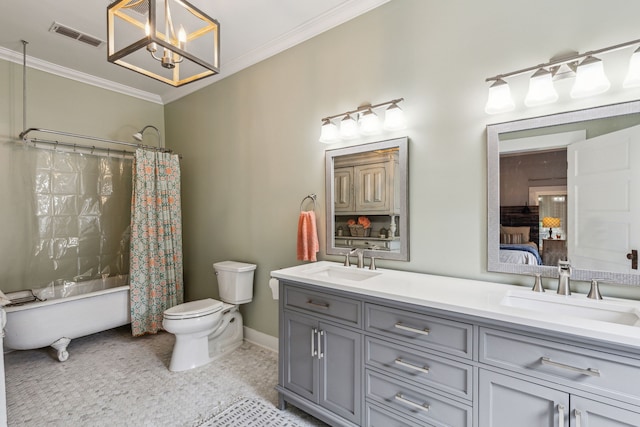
[[49, 22, 105, 48]]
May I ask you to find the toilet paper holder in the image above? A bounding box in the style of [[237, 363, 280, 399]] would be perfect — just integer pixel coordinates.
[[269, 278, 279, 300]]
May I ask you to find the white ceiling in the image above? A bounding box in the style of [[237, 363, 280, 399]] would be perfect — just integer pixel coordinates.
[[0, 0, 390, 104]]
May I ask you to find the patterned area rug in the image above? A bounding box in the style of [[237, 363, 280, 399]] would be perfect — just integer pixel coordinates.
[[197, 398, 301, 427]]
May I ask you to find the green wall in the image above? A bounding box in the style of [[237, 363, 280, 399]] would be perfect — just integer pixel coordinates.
[[165, 0, 640, 339]]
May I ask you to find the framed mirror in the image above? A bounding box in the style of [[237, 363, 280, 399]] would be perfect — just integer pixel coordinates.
[[325, 137, 409, 261], [488, 100, 640, 285]]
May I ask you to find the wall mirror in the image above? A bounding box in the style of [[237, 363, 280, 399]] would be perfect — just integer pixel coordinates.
[[488, 100, 640, 285], [325, 137, 409, 261]]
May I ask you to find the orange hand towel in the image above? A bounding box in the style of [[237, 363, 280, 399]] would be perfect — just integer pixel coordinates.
[[297, 211, 319, 262]]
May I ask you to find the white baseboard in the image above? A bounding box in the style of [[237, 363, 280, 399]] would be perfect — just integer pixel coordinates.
[[244, 326, 278, 353]]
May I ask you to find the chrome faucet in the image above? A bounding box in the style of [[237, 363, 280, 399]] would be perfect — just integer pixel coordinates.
[[356, 249, 365, 269], [557, 260, 572, 295]]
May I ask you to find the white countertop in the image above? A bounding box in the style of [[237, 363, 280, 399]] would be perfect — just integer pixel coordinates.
[[271, 261, 640, 351]]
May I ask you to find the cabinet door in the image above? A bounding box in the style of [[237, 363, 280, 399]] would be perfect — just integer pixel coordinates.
[[479, 370, 569, 427], [354, 164, 390, 212], [282, 312, 318, 402], [318, 321, 362, 425], [571, 396, 640, 427], [334, 167, 354, 212]]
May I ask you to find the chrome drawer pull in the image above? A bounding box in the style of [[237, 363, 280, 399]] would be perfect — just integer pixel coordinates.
[[394, 393, 430, 412], [394, 322, 430, 336], [557, 404, 565, 427], [541, 357, 600, 377], [307, 300, 330, 310], [311, 328, 318, 357], [318, 330, 325, 360], [394, 358, 430, 374], [575, 409, 582, 427]]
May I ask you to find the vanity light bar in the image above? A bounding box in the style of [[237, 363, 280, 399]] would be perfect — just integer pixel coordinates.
[[485, 37, 640, 114], [319, 98, 406, 144]]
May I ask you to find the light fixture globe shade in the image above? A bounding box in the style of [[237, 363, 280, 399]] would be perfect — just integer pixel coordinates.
[[340, 115, 359, 139], [484, 79, 515, 114], [570, 56, 610, 98], [524, 68, 558, 107], [383, 103, 406, 131], [623, 47, 640, 88], [359, 109, 381, 135], [319, 120, 339, 143]]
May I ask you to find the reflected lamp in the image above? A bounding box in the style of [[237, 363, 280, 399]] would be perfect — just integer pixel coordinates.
[[542, 217, 561, 239]]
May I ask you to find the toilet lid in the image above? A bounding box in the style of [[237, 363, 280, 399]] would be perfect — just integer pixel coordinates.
[[163, 298, 223, 319]]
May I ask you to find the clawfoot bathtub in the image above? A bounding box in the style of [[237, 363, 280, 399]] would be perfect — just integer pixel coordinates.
[[4, 276, 131, 361]]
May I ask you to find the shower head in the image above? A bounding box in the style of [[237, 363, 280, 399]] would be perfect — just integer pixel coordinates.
[[132, 125, 161, 144]]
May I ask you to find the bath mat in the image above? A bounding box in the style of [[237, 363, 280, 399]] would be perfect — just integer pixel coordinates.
[[197, 398, 302, 427]]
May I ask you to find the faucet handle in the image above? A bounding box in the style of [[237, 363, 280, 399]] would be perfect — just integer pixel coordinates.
[[587, 278, 609, 300], [369, 256, 376, 270], [344, 248, 358, 267], [531, 273, 544, 293]]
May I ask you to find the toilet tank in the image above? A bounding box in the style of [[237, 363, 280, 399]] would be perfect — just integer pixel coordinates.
[[213, 261, 256, 304]]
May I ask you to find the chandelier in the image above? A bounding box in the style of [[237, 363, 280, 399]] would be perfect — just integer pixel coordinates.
[[107, 0, 220, 87]]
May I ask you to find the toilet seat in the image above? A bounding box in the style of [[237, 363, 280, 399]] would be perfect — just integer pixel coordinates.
[[163, 298, 223, 320]]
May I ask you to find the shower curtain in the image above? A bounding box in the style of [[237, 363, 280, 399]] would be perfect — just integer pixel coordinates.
[[129, 148, 183, 336]]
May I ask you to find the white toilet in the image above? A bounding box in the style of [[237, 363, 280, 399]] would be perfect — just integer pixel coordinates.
[[162, 261, 256, 372]]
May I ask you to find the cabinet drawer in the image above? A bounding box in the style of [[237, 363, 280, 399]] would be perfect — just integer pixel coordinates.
[[365, 402, 421, 427], [366, 370, 472, 427], [365, 303, 472, 359], [365, 337, 473, 401], [480, 327, 640, 403], [284, 286, 361, 327]]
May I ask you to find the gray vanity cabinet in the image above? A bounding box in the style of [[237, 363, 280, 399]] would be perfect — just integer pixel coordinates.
[[479, 369, 569, 427], [277, 278, 640, 427], [279, 284, 363, 426], [570, 396, 640, 426], [479, 370, 640, 427], [479, 327, 640, 427]]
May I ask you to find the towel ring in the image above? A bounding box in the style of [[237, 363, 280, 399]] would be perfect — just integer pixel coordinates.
[[300, 194, 317, 212]]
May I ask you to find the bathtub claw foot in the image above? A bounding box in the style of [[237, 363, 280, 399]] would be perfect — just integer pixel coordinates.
[[51, 337, 71, 362]]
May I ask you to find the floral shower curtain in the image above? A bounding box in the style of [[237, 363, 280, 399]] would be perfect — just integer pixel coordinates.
[[129, 148, 183, 336]]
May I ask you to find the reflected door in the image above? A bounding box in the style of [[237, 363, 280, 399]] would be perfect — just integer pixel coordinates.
[[568, 124, 640, 273]]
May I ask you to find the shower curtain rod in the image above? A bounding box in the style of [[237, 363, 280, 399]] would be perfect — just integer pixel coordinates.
[[19, 128, 180, 157], [18, 42, 181, 158]]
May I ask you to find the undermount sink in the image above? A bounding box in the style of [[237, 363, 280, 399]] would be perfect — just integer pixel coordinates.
[[500, 290, 640, 327], [304, 265, 381, 282]]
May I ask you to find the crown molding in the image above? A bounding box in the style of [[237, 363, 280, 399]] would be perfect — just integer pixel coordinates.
[[0, 46, 163, 105]]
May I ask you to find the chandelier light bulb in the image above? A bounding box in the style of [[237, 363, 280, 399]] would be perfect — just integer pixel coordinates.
[[485, 79, 515, 114], [524, 68, 558, 107], [570, 56, 610, 98], [178, 25, 187, 49]]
